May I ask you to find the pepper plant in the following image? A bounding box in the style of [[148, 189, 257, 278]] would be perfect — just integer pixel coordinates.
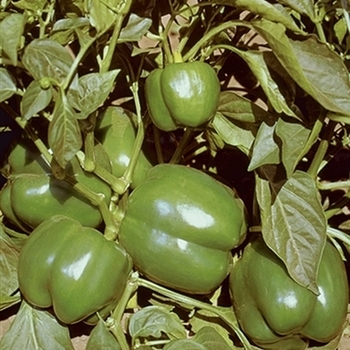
[[0, 0, 350, 349]]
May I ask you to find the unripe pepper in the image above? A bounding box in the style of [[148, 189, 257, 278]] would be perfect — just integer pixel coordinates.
[[0, 139, 112, 229], [229, 237, 349, 349], [18, 215, 133, 324], [145, 61, 220, 131], [95, 106, 153, 189], [119, 164, 247, 294]]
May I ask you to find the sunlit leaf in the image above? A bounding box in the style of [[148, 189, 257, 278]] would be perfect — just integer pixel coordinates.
[[129, 305, 187, 341], [253, 20, 350, 117], [0, 300, 74, 350], [0, 68, 17, 102], [0, 13, 25, 66], [256, 170, 327, 294], [21, 80, 53, 120], [22, 38, 74, 84], [48, 92, 82, 168], [86, 319, 121, 350]]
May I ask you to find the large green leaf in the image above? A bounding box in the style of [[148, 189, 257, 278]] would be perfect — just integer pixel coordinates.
[[215, 0, 303, 32], [0, 68, 17, 103], [129, 305, 187, 341], [212, 112, 256, 156], [253, 20, 350, 117], [248, 121, 280, 171], [0, 13, 25, 66], [256, 170, 327, 294], [0, 300, 74, 350], [86, 319, 121, 350], [21, 80, 53, 120], [22, 38, 74, 84], [275, 117, 314, 178], [48, 92, 82, 168]]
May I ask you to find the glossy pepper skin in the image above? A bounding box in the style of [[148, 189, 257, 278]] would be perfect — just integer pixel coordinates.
[[18, 215, 133, 324], [95, 106, 152, 189], [119, 164, 247, 294], [229, 237, 349, 350], [145, 61, 220, 131], [0, 139, 112, 229]]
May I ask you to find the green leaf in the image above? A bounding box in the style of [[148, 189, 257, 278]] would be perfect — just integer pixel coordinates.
[[164, 327, 234, 350], [12, 0, 47, 12], [326, 111, 350, 125], [218, 91, 271, 124], [51, 17, 90, 45], [48, 91, 82, 168], [211, 112, 256, 156], [118, 13, 152, 43], [216, 0, 303, 33], [255, 170, 327, 294], [275, 117, 314, 177], [129, 305, 187, 341], [248, 121, 280, 171], [0, 300, 74, 350], [253, 20, 350, 117], [0, 68, 17, 102], [234, 49, 299, 118], [0, 13, 25, 66], [68, 70, 120, 119], [276, 0, 316, 20], [88, 0, 129, 33], [0, 226, 23, 297], [22, 38, 74, 84], [0, 293, 21, 311], [189, 310, 235, 349], [21, 80, 53, 120], [86, 319, 121, 350]]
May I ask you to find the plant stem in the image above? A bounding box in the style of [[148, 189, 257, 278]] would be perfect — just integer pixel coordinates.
[[109, 274, 138, 350], [62, 37, 96, 91], [183, 20, 247, 62], [137, 277, 253, 349], [123, 82, 145, 185], [307, 118, 336, 179], [169, 128, 193, 164], [325, 192, 350, 220], [100, 15, 124, 74]]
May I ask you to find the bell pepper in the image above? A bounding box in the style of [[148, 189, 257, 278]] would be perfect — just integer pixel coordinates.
[[18, 215, 133, 324], [229, 237, 349, 349], [0, 139, 112, 229], [95, 106, 153, 189], [145, 61, 220, 131], [119, 164, 247, 294]]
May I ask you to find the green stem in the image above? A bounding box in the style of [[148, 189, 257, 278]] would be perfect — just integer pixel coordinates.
[[325, 192, 350, 220], [318, 180, 350, 190], [307, 118, 336, 179], [152, 126, 165, 164], [327, 227, 350, 247], [83, 130, 96, 172], [137, 278, 253, 349], [76, 151, 128, 195], [100, 15, 124, 73], [169, 128, 194, 164], [62, 37, 96, 91], [183, 20, 247, 62], [109, 274, 138, 350], [123, 82, 145, 185], [314, 21, 327, 43], [63, 175, 118, 240]]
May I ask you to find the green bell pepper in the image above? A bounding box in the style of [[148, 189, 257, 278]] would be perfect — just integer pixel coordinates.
[[18, 215, 133, 324], [119, 164, 247, 294], [95, 106, 153, 189], [0, 139, 112, 229], [229, 237, 349, 349], [145, 61, 220, 131]]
